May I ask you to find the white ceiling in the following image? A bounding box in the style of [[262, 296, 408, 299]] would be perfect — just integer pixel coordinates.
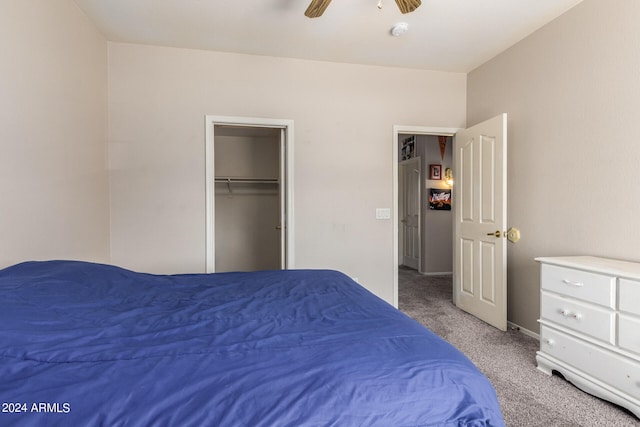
[[73, 0, 584, 73]]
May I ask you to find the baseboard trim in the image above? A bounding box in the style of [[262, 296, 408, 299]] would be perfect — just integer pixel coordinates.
[[508, 321, 540, 341], [418, 271, 453, 276]]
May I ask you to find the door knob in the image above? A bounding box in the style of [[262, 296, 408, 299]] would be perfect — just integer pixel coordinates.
[[486, 228, 521, 242], [506, 227, 521, 243]]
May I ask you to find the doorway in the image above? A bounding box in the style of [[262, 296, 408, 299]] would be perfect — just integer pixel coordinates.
[[205, 116, 295, 273], [397, 132, 455, 274], [393, 116, 508, 331], [392, 126, 460, 307]]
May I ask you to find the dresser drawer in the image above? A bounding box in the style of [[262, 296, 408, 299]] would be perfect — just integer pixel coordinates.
[[541, 264, 615, 308], [619, 314, 640, 356], [619, 278, 640, 316], [540, 291, 615, 344], [540, 325, 640, 399]]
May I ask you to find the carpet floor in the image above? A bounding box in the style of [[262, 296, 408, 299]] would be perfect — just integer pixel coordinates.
[[398, 267, 639, 427]]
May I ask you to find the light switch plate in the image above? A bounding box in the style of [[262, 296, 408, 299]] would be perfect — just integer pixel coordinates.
[[376, 208, 391, 220]]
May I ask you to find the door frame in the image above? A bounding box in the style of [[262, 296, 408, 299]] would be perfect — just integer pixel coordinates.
[[205, 115, 295, 273], [392, 125, 461, 308]]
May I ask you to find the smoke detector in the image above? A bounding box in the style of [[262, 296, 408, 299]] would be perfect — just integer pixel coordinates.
[[391, 22, 409, 37]]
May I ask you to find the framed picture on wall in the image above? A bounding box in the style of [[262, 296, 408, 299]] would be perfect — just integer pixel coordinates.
[[429, 164, 442, 180], [429, 188, 452, 210], [401, 136, 416, 161]]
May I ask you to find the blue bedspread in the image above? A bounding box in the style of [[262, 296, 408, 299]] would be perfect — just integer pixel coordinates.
[[0, 261, 504, 426]]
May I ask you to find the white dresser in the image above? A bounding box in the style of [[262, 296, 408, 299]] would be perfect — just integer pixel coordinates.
[[535, 256, 640, 419]]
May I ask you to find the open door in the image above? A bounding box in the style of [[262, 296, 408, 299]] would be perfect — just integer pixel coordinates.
[[453, 114, 507, 331]]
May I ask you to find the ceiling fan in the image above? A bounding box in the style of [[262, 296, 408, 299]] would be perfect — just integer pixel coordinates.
[[305, 0, 422, 18]]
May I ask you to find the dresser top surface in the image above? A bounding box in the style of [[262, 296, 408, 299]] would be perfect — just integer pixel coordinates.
[[535, 256, 640, 280]]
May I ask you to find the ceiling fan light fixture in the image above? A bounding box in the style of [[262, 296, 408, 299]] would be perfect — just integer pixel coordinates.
[[391, 22, 409, 37], [305, 0, 420, 18], [304, 0, 332, 18], [395, 0, 421, 14]]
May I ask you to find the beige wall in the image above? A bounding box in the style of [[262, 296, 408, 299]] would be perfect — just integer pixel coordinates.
[[108, 42, 466, 302], [467, 0, 640, 332], [0, 0, 109, 267]]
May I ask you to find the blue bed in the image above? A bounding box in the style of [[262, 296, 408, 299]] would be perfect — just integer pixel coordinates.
[[0, 260, 504, 426]]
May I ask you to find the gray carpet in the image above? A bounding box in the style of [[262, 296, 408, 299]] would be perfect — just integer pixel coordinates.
[[398, 267, 639, 427]]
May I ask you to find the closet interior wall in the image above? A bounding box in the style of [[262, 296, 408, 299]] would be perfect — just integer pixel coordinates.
[[214, 126, 280, 272]]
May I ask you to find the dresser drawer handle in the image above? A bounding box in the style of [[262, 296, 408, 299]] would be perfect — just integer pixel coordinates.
[[558, 309, 582, 320], [562, 279, 584, 287]]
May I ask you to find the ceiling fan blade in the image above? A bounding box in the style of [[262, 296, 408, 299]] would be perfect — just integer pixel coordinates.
[[395, 0, 421, 14], [305, 0, 333, 18]]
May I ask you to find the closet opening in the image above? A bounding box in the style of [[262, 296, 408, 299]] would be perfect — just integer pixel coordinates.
[[205, 116, 294, 273]]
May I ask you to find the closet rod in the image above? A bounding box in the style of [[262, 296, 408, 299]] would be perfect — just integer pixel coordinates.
[[214, 177, 279, 184]]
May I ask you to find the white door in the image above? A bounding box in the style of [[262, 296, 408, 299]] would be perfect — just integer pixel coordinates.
[[399, 158, 421, 270], [453, 114, 507, 331]]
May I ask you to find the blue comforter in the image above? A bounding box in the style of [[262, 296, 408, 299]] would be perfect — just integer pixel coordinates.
[[0, 261, 504, 426]]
